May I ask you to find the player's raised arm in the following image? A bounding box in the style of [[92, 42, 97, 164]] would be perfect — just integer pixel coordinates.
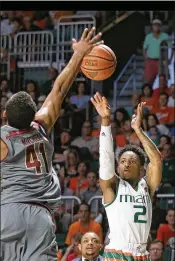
[[35, 27, 103, 133], [91, 92, 117, 204], [131, 102, 162, 197]]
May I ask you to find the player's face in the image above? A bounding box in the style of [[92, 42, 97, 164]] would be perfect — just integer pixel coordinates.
[[166, 210, 175, 225], [118, 151, 141, 180], [79, 233, 101, 258]]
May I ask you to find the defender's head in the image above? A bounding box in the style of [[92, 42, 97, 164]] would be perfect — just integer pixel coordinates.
[[4, 91, 37, 129], [118, 145, 146, 180]]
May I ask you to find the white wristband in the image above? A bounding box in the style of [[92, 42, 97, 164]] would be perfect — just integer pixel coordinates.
[[99, 125, 115, 180]]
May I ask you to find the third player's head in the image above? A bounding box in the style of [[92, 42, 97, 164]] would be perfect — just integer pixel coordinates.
[[118, 145, 146, 181], [4, 91, 37, 129]]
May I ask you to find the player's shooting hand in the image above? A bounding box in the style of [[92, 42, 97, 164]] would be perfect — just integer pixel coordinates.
[[72, 27, 104, 56], [91, 92, 111, 118], [131, 102, 146, 130]]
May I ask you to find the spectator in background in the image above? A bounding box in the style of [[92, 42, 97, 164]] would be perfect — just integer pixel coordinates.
[[71, 121, 99, 155], [161, 144, 175, 185], [59, 233, 82, 261], [144, 113, 170, 136], [148, 240, 164, 261], [59, 148, 80, 190], [143, 19, 169, 84], [11, 17, 24, 37], [49, 11, 73, 28], [123, 119, 140, 146], [65, 203, 103, 245], [76, 232, 102, 261], [158, 135, 171, 150], [22, 15, 41, 32], [79, 171, 102, 219], [69, 161, 89, 194], [157, 209, 175, 247], [40, 67, 58, 95], [140, 83, 156, 111], [114, 107, 130, 133], [168, 84, 175, 107], [147, 126, 160, 146], [25, 80, 40, 103], [0, 95, 8, 110], [151, 92, 174, 124], [0, 11, 16, 35], [132, 93, 140, 108], [54, 129, 72, 156], [153, 74, 169, 99], [0, 78, 13, 98], [70, 82, 90, 110]]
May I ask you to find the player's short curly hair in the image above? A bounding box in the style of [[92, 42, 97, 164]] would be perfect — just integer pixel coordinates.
[[6, 91, 37, 129], [118, 144, 146, 166]]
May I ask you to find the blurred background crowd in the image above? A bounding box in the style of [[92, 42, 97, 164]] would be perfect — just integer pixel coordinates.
[[0, 10, 175, 261]]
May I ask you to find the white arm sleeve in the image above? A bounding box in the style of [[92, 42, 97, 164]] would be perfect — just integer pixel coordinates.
[[99, 125, 115, 180]]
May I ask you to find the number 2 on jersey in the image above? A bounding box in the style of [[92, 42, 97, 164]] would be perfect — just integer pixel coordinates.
[[134, 205, 147, 223], [25, 143, 49, 174]]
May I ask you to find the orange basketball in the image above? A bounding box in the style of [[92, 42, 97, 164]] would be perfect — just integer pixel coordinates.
[[81, 44, 116, 81]]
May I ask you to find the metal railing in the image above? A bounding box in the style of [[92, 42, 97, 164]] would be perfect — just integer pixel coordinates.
[[88, 196, 102, 217], [113, 54, 136, 110], [59, 196, 81, 223], [56, 15, 96, 72], [13, 31, 54, 68], [0, 34, 12, 79]]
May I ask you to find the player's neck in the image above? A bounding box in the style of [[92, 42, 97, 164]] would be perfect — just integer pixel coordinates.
[[128, 179, 140, 189]]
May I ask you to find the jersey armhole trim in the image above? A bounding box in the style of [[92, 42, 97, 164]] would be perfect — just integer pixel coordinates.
[[104, 183, 119, 208], [142, 176, 152, 198], [0, 138, 9, 162]]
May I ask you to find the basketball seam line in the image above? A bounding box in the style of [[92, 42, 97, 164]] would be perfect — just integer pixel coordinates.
[[81, 64, 115, 71], [100, 46, 116, 61], [83, 55, 114, 62], [82, 66, 115, 81]]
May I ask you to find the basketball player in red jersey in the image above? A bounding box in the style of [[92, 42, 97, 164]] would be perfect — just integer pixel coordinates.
[[0, 27, 103, 261]]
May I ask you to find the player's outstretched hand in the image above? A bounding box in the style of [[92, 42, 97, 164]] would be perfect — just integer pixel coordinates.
[[72, 27, 104, 56], [91, 92, 111, 118], [131, 102, 146, 130]]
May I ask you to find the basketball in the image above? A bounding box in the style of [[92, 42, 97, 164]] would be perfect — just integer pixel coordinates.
[[81, 44, 116, 81]]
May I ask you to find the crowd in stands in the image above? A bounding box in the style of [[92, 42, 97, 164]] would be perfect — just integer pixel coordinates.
[[0, 11, 175, 261]]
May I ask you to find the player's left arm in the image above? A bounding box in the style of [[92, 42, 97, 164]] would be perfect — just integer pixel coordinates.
[[132, 102, 162, 197], [35, 27, 103, 134]]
